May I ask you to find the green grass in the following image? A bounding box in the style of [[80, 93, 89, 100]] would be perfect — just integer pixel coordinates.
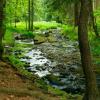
[[11, 21, 59, 31], [34, 21, 59, 30], [12, 22, 26, 30], [48, 86, 82, 100], [4, 21, 60, 46], [60, 24, 78, 41], [3, 27, 35, 46], [8, 55, 29, 74], [3, 28, 15, 46]]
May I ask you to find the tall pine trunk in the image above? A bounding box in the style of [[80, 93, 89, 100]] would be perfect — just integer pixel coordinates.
[[28, 0, 31, 31], [30, 0, 34, 31], [0, 0, 5, 59], [74, 1, 80, 26], [78, 0, 98, 99], [15, 0, 18, 28], [89, 0, 99, 37]]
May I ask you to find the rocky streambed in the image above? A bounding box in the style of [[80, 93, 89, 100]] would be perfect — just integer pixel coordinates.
[[6, 29, 86, 94]]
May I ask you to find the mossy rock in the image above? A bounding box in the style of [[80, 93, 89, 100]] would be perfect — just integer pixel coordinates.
[[34, 34, 57, 44], [48, 35, 57, 43], [34, 35, 47, 44]]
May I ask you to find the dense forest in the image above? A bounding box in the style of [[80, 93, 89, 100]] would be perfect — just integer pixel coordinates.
[[0, 0, 100, 100]]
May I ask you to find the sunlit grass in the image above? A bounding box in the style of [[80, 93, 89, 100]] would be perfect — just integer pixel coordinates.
[[11, 21, 59, 30], [34, 21, 59, 30], [12, 22, 26, 31]]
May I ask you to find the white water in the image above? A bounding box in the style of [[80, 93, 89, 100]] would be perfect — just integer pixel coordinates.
[[20, 49, 51, 77]]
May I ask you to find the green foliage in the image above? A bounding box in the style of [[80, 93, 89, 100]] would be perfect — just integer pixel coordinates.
[[3, 28, 15, 46], [6, 0, 28, 23], [4, 24, 35, 46], [6, 0, 46, 23], [21, 31, 35, 39], [61, 25, 78, 40], [11, 21, 59, 30], [94, 8, 100, 33], [90, 38, 100, 56], [90, 37, 100, 74], [34, 21, 59, 30], [4, 21, 59, 45], [44, 0, 79, 23], [9, 55, 25, 68], [12, 22, 26, 31], [94, 8, 100, 17]]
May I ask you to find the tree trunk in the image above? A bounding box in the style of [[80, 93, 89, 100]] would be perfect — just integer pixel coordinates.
[[78, 0, 99, 99], [74, 1, 80, 26], [30, 0, 34, 31], [89, 0, 99, 37], [25, 16, 28, 30], [0, 0, 5, 59], [15, 0, 18, 28], [28, 0, 31, 31]]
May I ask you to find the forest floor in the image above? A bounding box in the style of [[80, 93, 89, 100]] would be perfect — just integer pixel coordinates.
[[0, 61, 61, 100]]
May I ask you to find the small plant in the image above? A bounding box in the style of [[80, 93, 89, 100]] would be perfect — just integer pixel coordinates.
[[61, 25, 78, 41]]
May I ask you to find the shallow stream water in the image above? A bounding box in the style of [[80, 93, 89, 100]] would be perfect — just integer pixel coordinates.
[[8, 29, 100, 94]]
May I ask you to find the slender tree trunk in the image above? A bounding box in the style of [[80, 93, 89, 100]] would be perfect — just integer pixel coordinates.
[[15, 0, 18, 28], [0, 0, 5, 59], [89, 0, 99, 37], [74, 1, 80, 26], [8, 0, 12, 27], [28, 0, 31, 31], [30, 0, 34, 31], [78, 0, 98, 99], [25, 17, 28, 30]]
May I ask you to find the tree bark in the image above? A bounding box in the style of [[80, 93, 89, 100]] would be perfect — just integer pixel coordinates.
[[74, 1, 80, 26], [28, 0, 31, 31], [15, 0, 18, 28], [78, 0, 99, 99], [30, 0, 34, 31], [89, 0, 99, 37], [0, 0, 5, 59]]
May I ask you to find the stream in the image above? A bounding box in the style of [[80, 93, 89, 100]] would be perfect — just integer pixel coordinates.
[[6, 29, 100, 94]]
